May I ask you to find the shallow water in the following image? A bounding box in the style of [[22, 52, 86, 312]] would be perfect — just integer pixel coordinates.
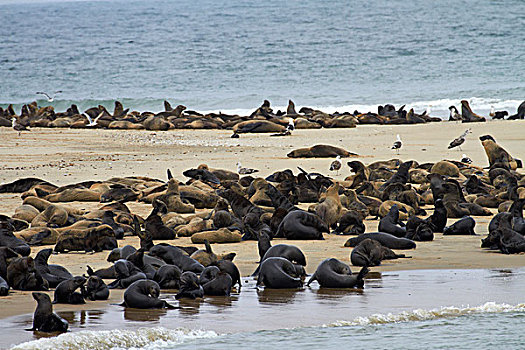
[[5, 268, 525, 349], [0, 0, 524, 116]]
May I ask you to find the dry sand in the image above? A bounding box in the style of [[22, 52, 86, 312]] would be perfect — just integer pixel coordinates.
[[0, 120, 524, 321]]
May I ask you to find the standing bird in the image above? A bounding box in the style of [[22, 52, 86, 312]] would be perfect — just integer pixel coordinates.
[[448, 128, 472, 151], [82, 112, 104, 127], [391, 134, 402, 154], [489, 106, 495, 118], [461, 154, 472, 164], [12, 117, 29, 136], [448, 106, 461, 121], [287, 118, 295, 131], [36, 91, 62, 102], [329, 156, 342, 175], [236, 162, 259, 175]]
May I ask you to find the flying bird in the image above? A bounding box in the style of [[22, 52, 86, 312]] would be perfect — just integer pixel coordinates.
[[329, 156, 342, 175], [237, 162, 259, 175], [461, 154, 472, 164], [12, 117, 29, 136], [82, 112, 104, 127], [391, 134, 402, 154], [36, 91, 62, 102], [448, 128, 472, 151]]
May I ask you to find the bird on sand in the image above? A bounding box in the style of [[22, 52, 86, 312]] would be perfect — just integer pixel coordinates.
[[12, 117, 29, 136], [329, 156, 342, 175], [237, 162, 259, 175], [36, 91, 62, 102], [448, 128, 472, 151], [448, 106, 461, 121], [461, 154, 472, 164], [287, 118, 295, 131], [391, 134, 402, 154], [82, 112, 104, 127]]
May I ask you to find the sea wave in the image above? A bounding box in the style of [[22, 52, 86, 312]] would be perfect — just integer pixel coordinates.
[[324, 301, 525, 327], [10, 327, 218, 350]]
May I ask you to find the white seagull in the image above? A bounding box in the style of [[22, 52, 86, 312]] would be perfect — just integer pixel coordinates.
[[448, 106, 461, 121], [489, 106, 495, 118], [82, 112, 104, 127], [12, 117, 29, 136], [461, 154, 472, 164], [36, 91, 62, 102], [329, 155, 342, 175], [287, 118, 295, 131], [237, 162, 259, 175], [391, 134, 402, 154]]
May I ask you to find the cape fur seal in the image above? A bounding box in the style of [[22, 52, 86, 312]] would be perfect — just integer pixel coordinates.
[[34, 249, 73, 288], [30, 292, 69, 332], [276, 210, 328, 240], [252, 244, 306, 276], [378, 204, 406, 237], [344, 232, 416, 250], [307, 258, 368, 288], [256, 257, 304, 289], [85, 276, 109, 301], [176, 271, 204, 299], [350, 238, 407, 266], [122, 279, 176, 308], [443, 216, 476, 235], [287, 145, 358, 158], [479, 135, 522, 170], [53, 276, 86, 304]]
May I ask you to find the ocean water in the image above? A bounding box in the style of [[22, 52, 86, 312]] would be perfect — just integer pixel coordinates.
[[5, 269, 525, 349], [0, 0, 524, 117]]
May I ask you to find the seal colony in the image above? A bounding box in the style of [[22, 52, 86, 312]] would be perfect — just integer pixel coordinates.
[[1, 99, 524, 134], [0, 121, 524, 339]]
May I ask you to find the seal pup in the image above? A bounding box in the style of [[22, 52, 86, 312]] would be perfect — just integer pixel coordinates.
[[237, 162, 259, 175], [307, 258, 368, 288], [36, 91, 62, 102], [176, 271, 204, 299], [443, 216, 476, 235], [378, 204, 406, 237], [202, 271, 232, 296], [329, 156, 342, 175], [53, 276, 86, 304], [256, 257, 303, 289], [153, 264, 182, 289], [448, 128, 471, 151], [30, 292, 69, 332], [84, 276, 109, 301], [212, 258, 241, 289], [122, 280, 176, 309], [391, 134, 402, 154]]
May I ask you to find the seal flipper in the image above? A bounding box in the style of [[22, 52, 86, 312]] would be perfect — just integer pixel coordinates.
[[306, 272, 317, 286]]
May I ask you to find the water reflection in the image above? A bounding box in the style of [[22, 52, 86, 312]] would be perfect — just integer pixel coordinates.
[[256, 287, 302, 305], [123, 307, 167, 322]]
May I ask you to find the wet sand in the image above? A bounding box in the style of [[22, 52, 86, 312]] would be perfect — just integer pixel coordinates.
[[0, 120, 524, 347]]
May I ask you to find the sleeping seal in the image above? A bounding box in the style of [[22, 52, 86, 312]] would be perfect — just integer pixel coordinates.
[[344, 232, 416, 250]]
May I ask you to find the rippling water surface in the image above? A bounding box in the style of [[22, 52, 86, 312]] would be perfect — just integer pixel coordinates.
[[0, 0, 524, 116], [5, 269, 525, 349]]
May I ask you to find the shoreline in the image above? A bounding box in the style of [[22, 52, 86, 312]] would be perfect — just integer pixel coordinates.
[[0, 120, 524, 347]]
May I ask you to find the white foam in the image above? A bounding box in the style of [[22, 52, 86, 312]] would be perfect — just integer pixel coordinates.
[[10, 327, 218, 350], [201, 97, 523, 119], [324, 302, 525, 327]]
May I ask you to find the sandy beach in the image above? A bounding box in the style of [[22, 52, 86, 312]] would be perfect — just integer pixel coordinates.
[[0, 120, 524, 347]]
